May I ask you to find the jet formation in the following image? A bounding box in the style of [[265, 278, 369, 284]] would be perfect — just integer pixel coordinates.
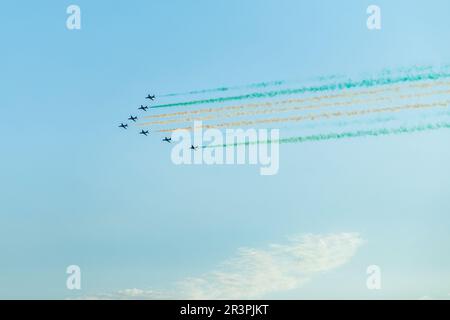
[[117, 93, 198, 150], [118, 94, 155, 136]]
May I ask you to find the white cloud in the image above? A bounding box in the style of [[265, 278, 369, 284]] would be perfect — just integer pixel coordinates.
[[177, 232, 364, 299], [85, 232, 364, 300]]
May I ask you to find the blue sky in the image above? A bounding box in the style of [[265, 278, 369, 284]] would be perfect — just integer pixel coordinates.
[[1, 0, 450, 299]]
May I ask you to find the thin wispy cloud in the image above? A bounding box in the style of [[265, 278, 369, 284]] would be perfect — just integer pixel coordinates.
[[85, 232, 364, 300], [177, 232, 364, 299]]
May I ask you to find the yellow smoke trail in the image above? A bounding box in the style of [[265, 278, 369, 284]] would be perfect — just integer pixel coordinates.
[[156, 100, 450, 132], [142, 80, 450, 121]]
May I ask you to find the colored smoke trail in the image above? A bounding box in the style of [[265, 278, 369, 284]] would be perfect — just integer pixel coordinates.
[[266, 109, 450, 133], [156, 100, 450, 132], [143, 85, 402, 120], [142, 80, 450, 120], [159, 80, 287, 97], [203, 122, 450, 148], [145, 80, 450, 120], [138, 88, 450, 127], [157, 64, 450, 98], [141, 96, 391, 126], [151, 71, 450, 109]]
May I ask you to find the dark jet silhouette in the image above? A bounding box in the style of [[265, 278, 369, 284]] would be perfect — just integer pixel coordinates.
[[138, 105, 149, 111], [190, 145, 198, 150], [162, 137, 172, 143], [139, 130, 149, 136], [128, 115, 138, 122], [146, 94, 155, 100], [119, 123, 128, 129]]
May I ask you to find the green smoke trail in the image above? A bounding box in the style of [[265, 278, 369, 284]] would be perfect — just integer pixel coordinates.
[[159, 74, 351, 98], [159, 73, 360, 98], [160, 80, 287, 97], [203, 122, 450, 148], [158, 64, 450, 98], [153, 71, 450, 109]]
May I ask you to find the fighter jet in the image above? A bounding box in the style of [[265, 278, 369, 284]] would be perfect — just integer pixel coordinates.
[[128, 115, 138, 122], [146, 94, 155, 100], [162, 137, 172, 143], [138, 105, 149, 111], [139, 130, 149, 136], [119, 123, 128, 129], [190, 145, 198, 150]]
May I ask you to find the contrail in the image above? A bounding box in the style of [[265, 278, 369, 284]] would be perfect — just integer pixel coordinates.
[[156, 100, 450, 132], [138, 88, 450, 127], [203, 122, 450, 148], [142, 80, 450, 120], [150, 71, 450, 109]]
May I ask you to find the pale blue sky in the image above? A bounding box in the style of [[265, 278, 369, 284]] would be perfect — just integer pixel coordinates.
[[1, 0, 450, 299]]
